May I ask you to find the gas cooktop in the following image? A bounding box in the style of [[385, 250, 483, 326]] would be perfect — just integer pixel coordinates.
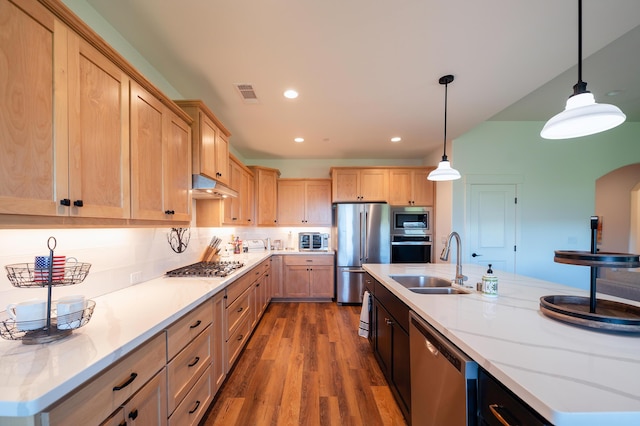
[[166, 261, 244, 278]]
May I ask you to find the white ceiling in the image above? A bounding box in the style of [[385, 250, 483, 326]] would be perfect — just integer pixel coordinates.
[[85, 0, 640, 160]]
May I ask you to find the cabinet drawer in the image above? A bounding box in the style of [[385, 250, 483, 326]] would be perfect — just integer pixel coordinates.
[[167, 301, 213, 361], [168, 365, 213, 426], [225, 271, 254, 307], [283, 255, 334, 266], [167, 325, 212, 414], [43, 333, 166, 425], [226, 286, 251, 339], [227, 314, 251, 370]]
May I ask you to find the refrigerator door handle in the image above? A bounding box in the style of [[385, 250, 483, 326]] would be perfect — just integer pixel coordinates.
[[359, 211, 365, 262], [363, 210, 368, 261]]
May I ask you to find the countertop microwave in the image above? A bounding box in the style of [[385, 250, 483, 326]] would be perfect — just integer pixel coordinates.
[[299, 232, 330, 251]]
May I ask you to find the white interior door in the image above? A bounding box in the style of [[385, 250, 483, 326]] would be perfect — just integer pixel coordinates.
[[468, 184, 517, 273]]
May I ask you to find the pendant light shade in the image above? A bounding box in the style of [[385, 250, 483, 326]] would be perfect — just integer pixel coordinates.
[[428, 74, 461, 181], [541, 0, 625, 140]]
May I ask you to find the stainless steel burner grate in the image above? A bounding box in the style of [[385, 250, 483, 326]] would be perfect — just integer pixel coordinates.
[[166, 261, 244, 278]]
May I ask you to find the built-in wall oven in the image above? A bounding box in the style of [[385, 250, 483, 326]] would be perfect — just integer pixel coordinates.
[[391, 206, 433, 263]]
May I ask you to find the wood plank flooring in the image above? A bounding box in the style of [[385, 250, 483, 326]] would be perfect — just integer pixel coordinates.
[[201, 302, 407, 426]]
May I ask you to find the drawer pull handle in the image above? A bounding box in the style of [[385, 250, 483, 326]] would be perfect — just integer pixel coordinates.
[[237, 334, 244, 341], [237, 307, 243, 313], [385, 318, 394, 326], [189, 400, 201, 414], [190, 320, 202, 329], [489, 403, 519, 426], [188, 356, 200, 367], [118, 420, 127, 426], [128, 409, 139, 420], [113, 373, 138, 391]]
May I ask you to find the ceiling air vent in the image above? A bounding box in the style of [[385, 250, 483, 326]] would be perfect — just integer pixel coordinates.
[[235, 83, 259, 104]]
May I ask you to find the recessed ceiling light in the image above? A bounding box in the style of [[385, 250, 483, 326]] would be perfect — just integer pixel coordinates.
[[391, 137, 402, 142], [284, 89, 299, 99], [294, 137, 304, 143]]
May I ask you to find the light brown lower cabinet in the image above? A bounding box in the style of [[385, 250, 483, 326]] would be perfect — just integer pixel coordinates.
[[100, 369, 167, 426], [282, 255, 335, 299], [42, 333, 166, 425]]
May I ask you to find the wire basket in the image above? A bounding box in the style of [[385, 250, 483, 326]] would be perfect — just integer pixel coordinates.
[[0, 300, 96, 343], [5, 262, 92, 288]]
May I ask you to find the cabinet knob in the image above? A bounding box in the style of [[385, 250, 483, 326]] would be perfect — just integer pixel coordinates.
[[385, 318, 394, 326], [73, 199, 83, 207], [128, 409, 139, 420], [60, 199, 71, 206]]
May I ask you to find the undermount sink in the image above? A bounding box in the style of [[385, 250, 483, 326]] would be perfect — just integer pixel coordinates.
[[390, 275, 453, 289], [408, 287, 469, 295]]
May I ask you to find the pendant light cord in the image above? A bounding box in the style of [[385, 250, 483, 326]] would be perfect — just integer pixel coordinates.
[[439, 75, 454, 160], [443, 80, 448, 159], [573, 0, 587, 95]]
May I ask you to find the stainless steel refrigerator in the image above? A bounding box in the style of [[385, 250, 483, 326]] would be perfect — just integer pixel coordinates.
[[333, 203, 390, 304]]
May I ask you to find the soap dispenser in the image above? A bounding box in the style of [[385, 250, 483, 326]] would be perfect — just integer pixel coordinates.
[[482, 264, 498, 296]]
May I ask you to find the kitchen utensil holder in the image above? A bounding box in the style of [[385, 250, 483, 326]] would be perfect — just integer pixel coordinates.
[[540, 217, 640, 333], [1, 237, 95, 344]]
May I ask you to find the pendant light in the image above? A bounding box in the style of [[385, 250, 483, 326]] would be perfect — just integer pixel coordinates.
[[540, 0, 625, 139], [428, 74, 461, 181]]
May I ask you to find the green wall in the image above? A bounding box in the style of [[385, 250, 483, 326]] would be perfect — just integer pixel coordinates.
[[452, 121, 640, 288]]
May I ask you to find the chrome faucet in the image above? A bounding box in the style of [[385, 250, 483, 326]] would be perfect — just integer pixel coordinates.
[[440, 231, 467, 285]]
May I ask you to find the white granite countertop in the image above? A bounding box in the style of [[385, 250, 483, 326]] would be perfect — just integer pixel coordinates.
[[0, 251, 277, 417], [363, 263, 640, 426]]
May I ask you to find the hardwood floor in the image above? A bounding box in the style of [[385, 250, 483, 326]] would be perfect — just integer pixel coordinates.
[[201, 302, 407, 426]]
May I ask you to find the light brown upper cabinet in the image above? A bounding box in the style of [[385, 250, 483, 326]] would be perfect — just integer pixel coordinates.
[[277, 179, 332, 226], [249, 166, 280, 226], [0, 0, 130, 219], [222, 155, 254, 226], [388, 168, 435, 206], [0, 0, 192, 226], [331, 168, 389, 203], [174, 100, 230, 185], [130, 82, 191, 222]]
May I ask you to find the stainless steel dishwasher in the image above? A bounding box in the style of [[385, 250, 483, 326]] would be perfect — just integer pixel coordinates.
[[409, 311, 478, 426]]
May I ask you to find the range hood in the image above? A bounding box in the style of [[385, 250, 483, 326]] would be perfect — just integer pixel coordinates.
[[191, 174, 238, 199]]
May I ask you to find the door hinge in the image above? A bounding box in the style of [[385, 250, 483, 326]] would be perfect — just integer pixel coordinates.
[[514, 197, 518, 204], [514, 245, 517, 252]]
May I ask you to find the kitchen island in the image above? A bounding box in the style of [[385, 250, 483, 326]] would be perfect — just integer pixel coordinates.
[[364, 262, 640, 426]]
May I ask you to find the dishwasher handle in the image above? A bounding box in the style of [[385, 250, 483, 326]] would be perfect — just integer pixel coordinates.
[[489, 403, 521, 426]]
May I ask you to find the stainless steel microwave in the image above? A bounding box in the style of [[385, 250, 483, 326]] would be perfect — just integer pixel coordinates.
[[298, 232, 330, 251], [391, 206, 432, 235]]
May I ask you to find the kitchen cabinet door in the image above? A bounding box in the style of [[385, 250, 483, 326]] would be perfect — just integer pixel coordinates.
[[0, 0, 60, 216], [67, 33, 131, 219], [304, 180, 332, 225], [130, 82, 164, 220], [251, 166, 280, 226], [277, 180, 306, 225], [270, 255, 284, 297], [309, 264, 334, 298], [360, 169, 389, 201], [174, 100, 230, 185], [283, 265, 311, 298], [121, 368, 167, 426], [388, 170, 413, 206], [131, 82, 191, 221], [211, 291, 226, 395], [163, 110, 191, 221]]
